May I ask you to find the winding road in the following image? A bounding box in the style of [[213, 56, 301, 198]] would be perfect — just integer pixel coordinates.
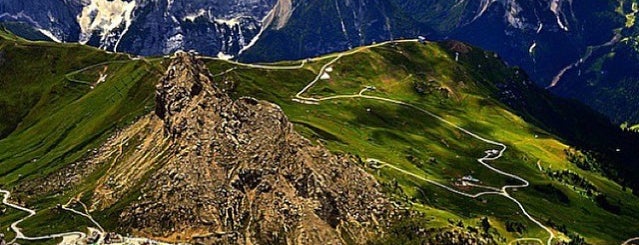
[[0, 189, 87, 244], [198, 56, 308, 70], [61, 197, 104, 233], [1, 187, 171, 244], [623, 237, 639, 245], [2, 38, 619, 245], [289, 40, 556, 245]]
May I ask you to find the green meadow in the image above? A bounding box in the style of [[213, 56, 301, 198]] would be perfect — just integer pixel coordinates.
[[0, 28, 637, 244]]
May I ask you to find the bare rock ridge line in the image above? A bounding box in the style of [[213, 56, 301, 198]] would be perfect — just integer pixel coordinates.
[[91, 52, 395, 244]]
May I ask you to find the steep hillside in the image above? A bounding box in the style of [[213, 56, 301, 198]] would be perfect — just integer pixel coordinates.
[[209, 40, 639, 244], [0, 31, 393, 245], [3, 0, 639, 124], [0, 31, 638, 244], [240, 0, 639, 124], [0, 29, 165, 244]]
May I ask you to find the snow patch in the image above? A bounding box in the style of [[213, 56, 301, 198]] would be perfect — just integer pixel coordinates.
[[550, 0, 569, 31], [164, 33, 184, 53], [47, 11, 56, 23], [214, 17, 242, 26], [334, 0, 350, 46], [77, 0, 137, 45], [529, 42, 537, 54], [536, 23, 544, 33], [184, 9, 207, 22], [216, 52, 234, 60], [37, 29, 62, 43]]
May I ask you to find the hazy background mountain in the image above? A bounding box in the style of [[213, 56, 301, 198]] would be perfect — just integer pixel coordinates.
[[2, 0, 639, 125]]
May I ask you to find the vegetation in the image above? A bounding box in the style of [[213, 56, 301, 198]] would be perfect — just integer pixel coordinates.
[[505, 220, 527, 235], [0, 29, 165, 239], [0, 29, 637, 244], [210, 41, 639, 243], [565, 148, 605, 173], [547, 170, 600, 198]]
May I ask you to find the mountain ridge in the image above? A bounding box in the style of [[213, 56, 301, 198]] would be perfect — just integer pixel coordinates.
[[0, 29, 638, 244]]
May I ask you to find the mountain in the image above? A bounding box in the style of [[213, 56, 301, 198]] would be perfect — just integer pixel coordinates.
[[241, 0, 639, 125], [1, 29, 639, 244], [228, 38, 639, 243], [109, 52, 393, 243], [0, 30, 394, 244], [3, 0, 637, 126], [0, 0, 292, 58]]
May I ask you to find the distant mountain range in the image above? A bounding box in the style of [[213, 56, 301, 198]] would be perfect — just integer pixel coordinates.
[[242, 0, 639, 125], [2, 0, 639, 124], [0, 0, 286, 57]]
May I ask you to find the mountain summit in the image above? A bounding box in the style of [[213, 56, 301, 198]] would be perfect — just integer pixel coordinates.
[[82, 52, 393, 243]]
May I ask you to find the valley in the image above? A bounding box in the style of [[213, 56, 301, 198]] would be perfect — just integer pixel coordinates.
[[0, 28, 638, 245]]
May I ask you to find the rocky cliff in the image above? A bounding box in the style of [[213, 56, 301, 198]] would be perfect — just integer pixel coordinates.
[[76, 52, 393, 244], [0, 0, 292, 58]]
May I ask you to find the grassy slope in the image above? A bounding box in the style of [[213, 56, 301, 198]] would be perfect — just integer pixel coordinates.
[[0, 30, 164, 241], [207, 43, 639, 243], [0, 29, 636, 244]]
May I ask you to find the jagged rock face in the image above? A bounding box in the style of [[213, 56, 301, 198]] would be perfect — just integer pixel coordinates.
[[106, 0, 285, 57], [244, 0, 613, 69], [0, 0, 594, 61], [0, 0, 288, 57], [0, 0, 83, 42], [154, 52, 210, 137], [106, 53, 393, 244]]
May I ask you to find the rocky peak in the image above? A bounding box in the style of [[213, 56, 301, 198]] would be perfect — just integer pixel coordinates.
[[93, 53, 396, 244], [154, 51, 223, 137], [8, 47, 395, 244]]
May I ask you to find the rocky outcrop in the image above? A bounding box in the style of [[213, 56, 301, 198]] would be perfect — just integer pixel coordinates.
[[0, 0, 282, 56], [101, 52, 394, 244]]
